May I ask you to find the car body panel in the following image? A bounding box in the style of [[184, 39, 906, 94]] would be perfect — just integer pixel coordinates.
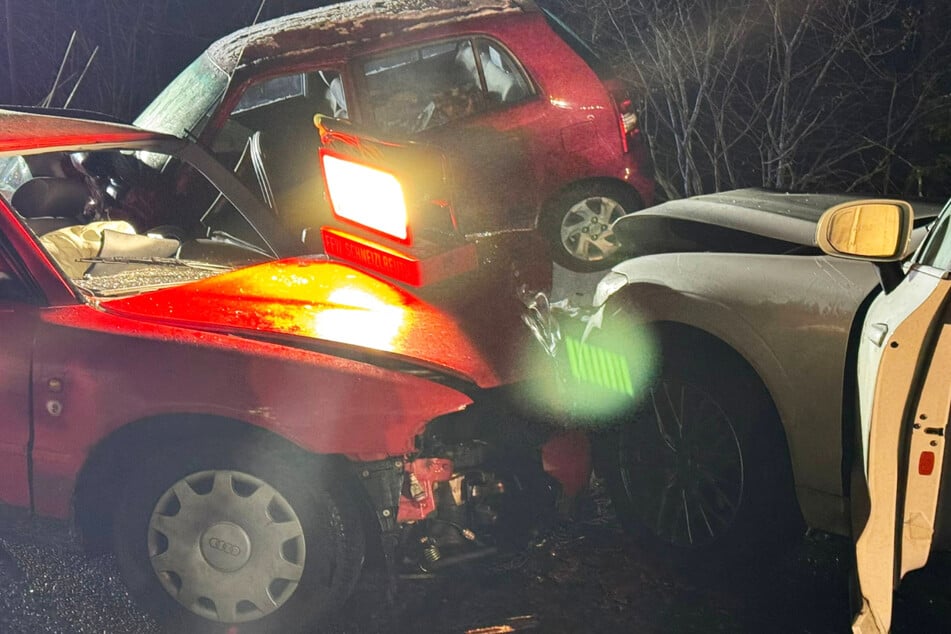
[[851, 275, 950, 633], [0, 111, 159, 153], [604, 251, 878, 533], [102, 258, 507, 387], [27, 299, 475, 519], [0, 305, 35, 509], [896, 301, 951, 579]]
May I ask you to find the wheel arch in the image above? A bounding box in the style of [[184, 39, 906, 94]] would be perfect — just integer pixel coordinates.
[[650, 320, 793, 454], [601, 286, 806, 514], [73, 413, 375, 553]]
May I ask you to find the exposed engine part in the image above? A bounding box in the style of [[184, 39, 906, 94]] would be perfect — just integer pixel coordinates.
[[372, 388, 591, 575], [420, 537, 441, 568], [352, 457, 405, 532], [398, 458, 453, 522]]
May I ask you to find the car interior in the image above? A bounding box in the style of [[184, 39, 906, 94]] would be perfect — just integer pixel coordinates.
[[217, 71, 345, 237], [2, 148, 274, 293], [363, 38, 530, 136]]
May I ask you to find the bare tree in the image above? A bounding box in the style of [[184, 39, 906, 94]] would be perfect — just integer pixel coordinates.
[[4, 0, 17, 102], [552, 0, 951, 198]]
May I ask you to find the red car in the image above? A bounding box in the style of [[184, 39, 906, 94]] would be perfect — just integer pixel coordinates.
[[134, 0, 654, 271], [0, 110, 588, 632]]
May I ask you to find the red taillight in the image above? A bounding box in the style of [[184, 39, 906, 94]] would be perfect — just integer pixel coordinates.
[[920, 450, 936, 476], [614, 98, 637, 154], [320, 149, 411, 244], [618, 114, 629, 154]]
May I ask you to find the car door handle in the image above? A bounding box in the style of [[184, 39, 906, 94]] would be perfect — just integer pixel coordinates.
[[866, 322, 889, 347]]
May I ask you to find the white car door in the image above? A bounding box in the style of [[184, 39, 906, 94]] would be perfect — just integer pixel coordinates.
[[852, 205, 951, 633]]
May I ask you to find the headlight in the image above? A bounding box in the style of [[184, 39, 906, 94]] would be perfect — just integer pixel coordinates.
[[592, 270, 629, 307]]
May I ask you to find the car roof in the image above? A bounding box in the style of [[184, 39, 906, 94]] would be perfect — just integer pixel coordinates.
[[205, 0, 533, 75], [0, 109, 169, 154]]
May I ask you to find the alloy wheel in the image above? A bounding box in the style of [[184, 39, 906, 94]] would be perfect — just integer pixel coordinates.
[[618, 380, 745, 549], [559, 195, 626, 263]]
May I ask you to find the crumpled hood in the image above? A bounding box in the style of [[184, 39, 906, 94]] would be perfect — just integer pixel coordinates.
[[613, 188, 866, 251], [100, 258, 510, 388], [612, 188, 944, 257]]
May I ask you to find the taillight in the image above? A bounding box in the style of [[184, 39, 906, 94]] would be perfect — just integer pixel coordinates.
[[615, 98, 637, 154], [618, 113, 629, 154], [320, 149, 410, 244]]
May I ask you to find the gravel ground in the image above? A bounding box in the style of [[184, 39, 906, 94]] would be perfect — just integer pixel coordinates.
[[0, 487, 947, 633], [0, 489, 848, 634]]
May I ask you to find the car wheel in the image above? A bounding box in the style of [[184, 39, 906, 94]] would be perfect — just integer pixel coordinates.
[[543, 183, 641, 272], [112, 436, 365, 633], [597, 344, 800, 563]]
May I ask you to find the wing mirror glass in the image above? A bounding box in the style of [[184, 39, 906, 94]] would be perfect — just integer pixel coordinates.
[[816, 200, 914, 261]]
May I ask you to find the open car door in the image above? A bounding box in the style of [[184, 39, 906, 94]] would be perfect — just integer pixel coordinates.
[[816, 199, 951, 633], [852, 274, 951, 633]]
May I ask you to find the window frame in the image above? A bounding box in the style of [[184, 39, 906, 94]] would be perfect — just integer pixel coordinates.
[[912, 200, 951, 275]]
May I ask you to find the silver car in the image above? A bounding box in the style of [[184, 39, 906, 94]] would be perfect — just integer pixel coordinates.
[[569, 188, 940, 558]]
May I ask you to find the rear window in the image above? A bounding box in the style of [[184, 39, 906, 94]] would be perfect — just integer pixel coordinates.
[[536, 4, 614, 79]]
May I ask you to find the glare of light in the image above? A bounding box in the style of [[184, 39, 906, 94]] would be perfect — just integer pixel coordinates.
[[564, 336, 635, 396], [313, 286, 407, 351], [518, 315, 658, 425], [322, 153, 409, 242], [549, 97, 571, 109]]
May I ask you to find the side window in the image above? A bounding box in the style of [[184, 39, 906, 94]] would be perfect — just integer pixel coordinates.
[[232, 74, 306, 114], [212, 70, 349, 161], [475, 40, 531, 105], [363, 37, 532, 135]]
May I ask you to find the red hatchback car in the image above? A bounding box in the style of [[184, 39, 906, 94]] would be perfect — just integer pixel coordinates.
[[0, 110, 586, 631], [134, 0, 654, 271]]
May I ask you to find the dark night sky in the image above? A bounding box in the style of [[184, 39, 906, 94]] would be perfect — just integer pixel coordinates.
[[1, 0, 335, 118]]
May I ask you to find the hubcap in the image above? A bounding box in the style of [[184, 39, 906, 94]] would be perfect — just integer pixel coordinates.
[[147, 470, 306, 623], [560, 195, 627, 263], [200, 522, 251, 572], [618, 381, 744, 549]]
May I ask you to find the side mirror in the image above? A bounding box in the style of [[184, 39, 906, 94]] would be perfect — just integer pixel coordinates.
[[816, 199, 914, 262]]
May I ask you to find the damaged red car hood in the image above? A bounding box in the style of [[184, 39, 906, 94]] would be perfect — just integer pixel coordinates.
[[100, 258, 513, 388]]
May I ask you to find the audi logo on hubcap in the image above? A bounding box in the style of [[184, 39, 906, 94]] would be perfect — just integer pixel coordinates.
[[207, 537, 241, 557]]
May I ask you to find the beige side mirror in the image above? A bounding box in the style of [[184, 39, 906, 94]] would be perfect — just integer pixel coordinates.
[[816, 199, 914, 261]]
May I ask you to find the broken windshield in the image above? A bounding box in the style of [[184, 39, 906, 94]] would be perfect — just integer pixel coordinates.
[[134, 54, 230, 139]]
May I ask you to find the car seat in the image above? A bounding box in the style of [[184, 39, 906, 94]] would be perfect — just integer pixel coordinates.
[[11, 176, 89, 234]]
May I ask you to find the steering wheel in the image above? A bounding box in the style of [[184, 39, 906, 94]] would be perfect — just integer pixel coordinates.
[[69, 151, 132, 222]]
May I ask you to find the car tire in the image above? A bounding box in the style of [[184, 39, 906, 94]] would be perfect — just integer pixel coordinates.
[[595, 340, 801, 565], [112, 435, 365, 633], [543, 183, 641, 272]]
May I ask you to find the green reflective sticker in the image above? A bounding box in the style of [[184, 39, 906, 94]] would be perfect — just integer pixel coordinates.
[[565, 336, 634, 396]]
